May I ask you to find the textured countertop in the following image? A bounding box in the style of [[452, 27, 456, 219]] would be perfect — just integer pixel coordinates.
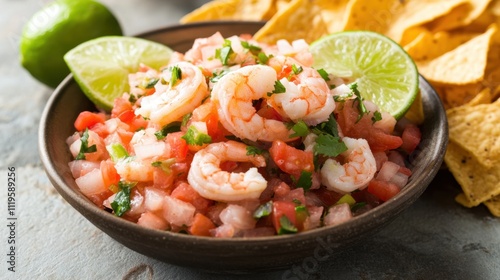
[[1, 0, 499, 279]]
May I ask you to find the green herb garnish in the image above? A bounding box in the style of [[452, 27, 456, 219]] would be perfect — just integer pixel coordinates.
[[154, 122, 181, 140], [278, 216, 298, 234], [182, 125, 212, 146], [76, 128, 97, 160], [253, 201, 273, 219], [267, 80, 286, 97], [111, 181, 136, 217]]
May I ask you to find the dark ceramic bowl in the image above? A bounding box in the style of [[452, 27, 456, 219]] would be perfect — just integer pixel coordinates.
[[39, 21, 448, 273]]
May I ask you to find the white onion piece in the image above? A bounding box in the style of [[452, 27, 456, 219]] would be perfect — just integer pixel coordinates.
[[323, 203, 352, 227], [75, 168, 106, 196], [68, 160, 100, 178], [219, 204, 256, 230], [376, 161, 400, 182], [163, 196, 195, 227], [137, 212, 168, 230], [144, 187, 167, 212]]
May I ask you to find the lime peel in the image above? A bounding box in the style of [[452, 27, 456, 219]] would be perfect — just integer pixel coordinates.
[[310, 31, 419, 119], [64, 36, 173, 111]]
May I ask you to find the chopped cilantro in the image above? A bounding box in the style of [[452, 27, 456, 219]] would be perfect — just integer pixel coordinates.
[[349, 83, 369, 122], [181, 113, 192, 127], [296, 170, 313, 191], [106, 143, 129, 162], [257, 52, 271, 64], [312, 114, 341, 138], [246, 146, 264, 156], [267, 80, 286, 97], [210, 69, 229, 83], [317, 68, 330, 82], [253, 201, 273, 219], [290, 120, 309, 138], [241, 41, 262, 55], [216, 39, 234, 65], [111, 181, 136, 217], [76, 129, 97, 160], [169, 65, 182, 86], [292, 64, 303, 75], [151, 158, 176, 174], [139, 77, 159, 89], [371, 111, 382, 124], [128, 94, 138, 104], [182, 125, 212, 146], [278, 216, 298, 234], [154, 122, 181, 140], [314, 134, 347, 157]]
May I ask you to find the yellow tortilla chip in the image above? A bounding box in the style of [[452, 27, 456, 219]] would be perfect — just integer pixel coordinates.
[[253, 0, 328, 44], [315, 0, 350, 33], [343, 0, 469, 44], [484, 195, 500, 217], [447, 98, 500, 168], [466, 87, 492, 105], [445, 141, 500, 206], [455, 192, 476, 208], [180, 0, 274, 23], [417, 24, 497, 85], [405, 29, 479, 61], [428, 0, 493, 32], [435, 83, 483, 109]]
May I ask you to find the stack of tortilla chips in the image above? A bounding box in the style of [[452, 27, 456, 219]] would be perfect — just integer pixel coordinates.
[[181, 0, 500, 217]]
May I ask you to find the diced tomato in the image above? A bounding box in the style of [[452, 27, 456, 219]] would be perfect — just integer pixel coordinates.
[[111, 96, 133, 119], [100, 160, 120, 188], [170, 182, 213, 212], [271, 200, 297, 233], [269, 140, 314, 177], [189, 213, 216, 237], [367, 179, 400, 202], [336, 100, 403, 152], [89, 122, 109, 138], [166, 132, 189, 161], [74, 111, 106, 131], [401, 124, 421, 154]]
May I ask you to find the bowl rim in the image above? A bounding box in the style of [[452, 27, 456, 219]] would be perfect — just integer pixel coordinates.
[[38, 21, 449, 248]]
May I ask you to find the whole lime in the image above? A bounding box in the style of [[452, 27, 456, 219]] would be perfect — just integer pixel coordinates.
[[20, 0, 123, 88]]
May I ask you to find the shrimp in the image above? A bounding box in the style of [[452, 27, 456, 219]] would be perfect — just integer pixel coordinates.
[[320, 137, 376, 193], [266, 56, 335, 126], [135, 61, 208, 127], [211, 64, 292, 142], [187, 141, 267, 202]]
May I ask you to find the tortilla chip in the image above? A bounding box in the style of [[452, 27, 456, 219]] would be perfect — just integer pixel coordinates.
[[484, 195, 500, 217], [253, 0, 329, 44], [404, 29, 479, 61], [428, 0, 493, 32], [455, 192, 476, 208], [180, 0, 274, 23], [466, 87, 492, 105], [447, 98, 500, 168], [315, 0, 350, 33], [342, 0, 469, 44], [445, 141, 500, 206], [417, 25, 497, 85], [435, 83, 483, 109]]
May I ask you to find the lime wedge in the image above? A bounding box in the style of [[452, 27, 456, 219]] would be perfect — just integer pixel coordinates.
[[310, 31, 419, 119], [64, 36, 173, 111]]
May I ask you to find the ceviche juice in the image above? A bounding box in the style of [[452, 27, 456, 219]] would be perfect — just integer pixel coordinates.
[[67, 32, 421, 237]]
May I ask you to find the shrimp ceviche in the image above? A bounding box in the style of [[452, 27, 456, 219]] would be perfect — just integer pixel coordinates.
[[67, 32, 422, 237]]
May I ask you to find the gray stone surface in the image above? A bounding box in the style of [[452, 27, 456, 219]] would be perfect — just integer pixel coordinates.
[[1, 0, 499, 279]]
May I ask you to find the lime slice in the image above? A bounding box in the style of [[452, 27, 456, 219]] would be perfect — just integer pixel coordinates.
[[64, 36, 173, 111], [310, 31, 419, 119]]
